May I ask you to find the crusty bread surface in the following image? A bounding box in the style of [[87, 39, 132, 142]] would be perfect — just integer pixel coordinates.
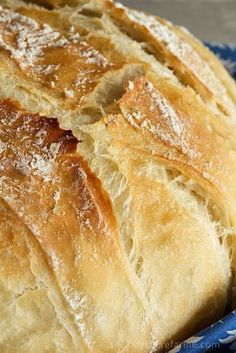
[[0, 1, 236, 352]]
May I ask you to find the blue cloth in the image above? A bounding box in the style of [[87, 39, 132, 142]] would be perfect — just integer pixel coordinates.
[[168, 43, 236, 353], [169, 311, 236, 353], [206, 42, 236, 79]]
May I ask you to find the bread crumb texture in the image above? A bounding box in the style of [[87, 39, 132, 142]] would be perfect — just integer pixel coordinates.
[[0, 0, 236, 352]]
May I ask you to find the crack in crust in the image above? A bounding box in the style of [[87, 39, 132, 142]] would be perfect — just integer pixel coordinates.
[[0, 1, 236, 352]]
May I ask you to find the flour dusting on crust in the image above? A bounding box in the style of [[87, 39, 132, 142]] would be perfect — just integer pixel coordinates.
[[121, 78, 200, 160], [0, 4, 110, 91], [0, 6, 68, 69], [115, 4, 235, 112]]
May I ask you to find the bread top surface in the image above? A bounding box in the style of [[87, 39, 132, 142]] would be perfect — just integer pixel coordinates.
[[0, 4, 117, 109], [0, 0, 236, 119], [0, 98, 231, 352], [0, 1, 236, 352]]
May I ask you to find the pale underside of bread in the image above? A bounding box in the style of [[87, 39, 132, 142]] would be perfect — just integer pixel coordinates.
[[0, 1, 236, 352]]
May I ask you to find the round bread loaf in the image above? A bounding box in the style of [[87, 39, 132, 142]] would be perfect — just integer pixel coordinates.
[[0, 0, 236, 352]]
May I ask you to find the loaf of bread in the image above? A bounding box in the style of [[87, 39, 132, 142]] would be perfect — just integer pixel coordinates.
[[0, 0, 236, 352]]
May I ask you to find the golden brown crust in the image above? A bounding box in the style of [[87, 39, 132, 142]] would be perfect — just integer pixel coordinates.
[[0, 99, 155, 352], [0, 0, 236, 352], [118, 77, 236, 226], [0, 198, 82, 353], [78, 108, 231, 349], [104, 1, 236, 117], [172, 22, 236, 105], [0, 5, 116, 109], [119, 77, 229, 191]]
